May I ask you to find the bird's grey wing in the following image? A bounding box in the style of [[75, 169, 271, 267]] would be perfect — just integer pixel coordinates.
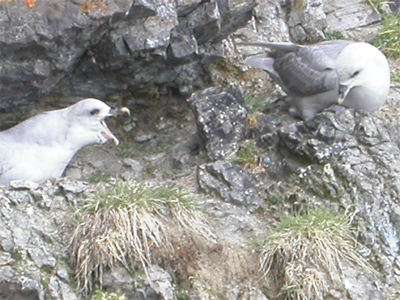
[[239, 42, 302, 53], [243, 56, 290, 94], [244, 56, 275, 73], [316, 40, 353, 60], [274, 47, 339, 96]]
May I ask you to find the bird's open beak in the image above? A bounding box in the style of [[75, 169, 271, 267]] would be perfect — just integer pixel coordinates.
[[100, 120, 119, 145], [101, 106, 130, 146]]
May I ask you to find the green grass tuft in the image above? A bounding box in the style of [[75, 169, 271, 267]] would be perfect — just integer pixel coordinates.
[[260, 208, 375, 300], [374, 14, 400, 58], [370, 0, 400, 58]]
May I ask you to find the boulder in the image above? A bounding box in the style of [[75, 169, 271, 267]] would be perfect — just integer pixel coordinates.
[[187, 86, 248, 161]]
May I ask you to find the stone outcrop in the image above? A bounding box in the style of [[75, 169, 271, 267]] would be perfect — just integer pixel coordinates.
[[251, 104, 400, 298], [0, 0, 255, 121], [187, 86, 248, 161]]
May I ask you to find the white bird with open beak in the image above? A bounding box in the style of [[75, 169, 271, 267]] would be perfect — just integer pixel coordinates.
[[0, 98, 130, 186]]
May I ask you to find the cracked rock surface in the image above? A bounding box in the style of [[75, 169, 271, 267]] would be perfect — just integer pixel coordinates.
[[0, 0, 399, 299]]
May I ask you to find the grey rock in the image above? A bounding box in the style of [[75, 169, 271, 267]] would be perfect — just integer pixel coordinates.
[[56, 267, 70, 282], [0, 0, 257, 118], [175, 0, 203, 17], [198, 161, 261, 211], [128, 0, 158, 19], [0, 267, 44, 300], [288, 0, 327, 43], [285, 0, 382, 43], [187, 86, 248, 161], [233, 0, 290, 49], [167, 24, 198, 63], [123, 158, 144, 172], [0, 1, 398, 299], [253, 105, 400, 297], [210, 0, 257, 43], [0, 252, 12, 266], [237, 0, 382, 49], [147, 265, 174, 300], [135, 132, 157, 143], [389, 0, 400, 13], [58, 180, 88, 194], [2, 190, 33, 205], [0, 224, 14, 253], [102, 266, 137, 297], [169, 133, 205, 169], [186, 2, 221, 45], [28, 246, 57, 269], [0, 183, 80, 299], [48, 276, 78, 300], [324, 0, 381, 34], [9, 180, 40, 190], [0, 0, 93, 108]]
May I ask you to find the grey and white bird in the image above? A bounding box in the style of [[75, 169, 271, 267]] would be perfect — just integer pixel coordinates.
[[0, 98, 129, 186], [241, 40, 391, 120]]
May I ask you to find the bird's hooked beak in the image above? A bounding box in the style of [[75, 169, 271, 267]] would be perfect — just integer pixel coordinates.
[[101, 106, 131, 146], [109, 106, 131, 117], [337, 84, 349, 105]]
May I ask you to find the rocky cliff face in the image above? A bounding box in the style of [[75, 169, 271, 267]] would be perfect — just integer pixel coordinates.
[[0, 0, 255, 125], [0, 1, 399, 300]]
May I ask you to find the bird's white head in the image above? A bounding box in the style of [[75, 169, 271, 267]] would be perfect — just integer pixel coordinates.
[[336, 42, 390, 110], [67, 98, 127, 148]]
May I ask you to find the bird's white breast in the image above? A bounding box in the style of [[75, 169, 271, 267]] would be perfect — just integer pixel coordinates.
[[0, 141, 75, 184]]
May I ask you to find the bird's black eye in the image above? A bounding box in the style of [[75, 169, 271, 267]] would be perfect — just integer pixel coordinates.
[[351, 70, 360, 78], [90, 108, 100, 115]]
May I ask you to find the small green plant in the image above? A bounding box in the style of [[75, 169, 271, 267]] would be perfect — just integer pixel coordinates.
[[260, 208, 375, 300], [244, 95, 268, 113], [374, 14, 400, 58], [392, 72, 400, 83], [88, 171, 111, 183], [118, 136, 171, 159], [370, 0, 400, 58], [11, 248, 26, 262], [324, 31, 345, 40], [368, 0, 390, 13], [266, 195, 284, 206], [118, 137, 146, 158], [70, 181, 214, 296], [91, 289, 126, 300], [176, 286, 190, 300], [235, 140, 259, 166]]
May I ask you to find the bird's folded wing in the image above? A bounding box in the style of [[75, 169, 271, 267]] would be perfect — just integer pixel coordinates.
[[274, 47, 338, 96]]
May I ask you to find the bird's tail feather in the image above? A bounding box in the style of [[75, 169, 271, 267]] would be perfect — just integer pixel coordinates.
[[243, 56, 275, 72], [238, 42, 302, 52]]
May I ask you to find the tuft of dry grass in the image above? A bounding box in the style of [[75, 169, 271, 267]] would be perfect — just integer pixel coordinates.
[[260, 208, 375, 300], [69, 181, 215, 296]]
